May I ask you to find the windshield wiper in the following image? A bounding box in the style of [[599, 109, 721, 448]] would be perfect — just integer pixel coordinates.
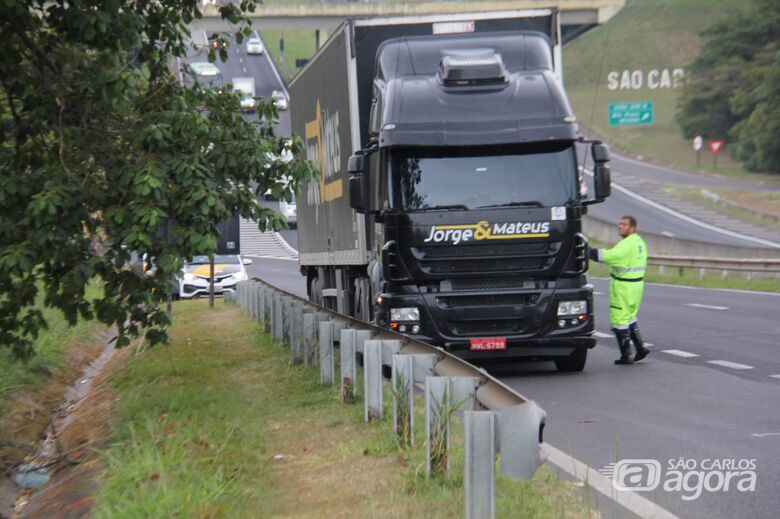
[[418, 204, 469, 211], [476, 201, 543, 209]]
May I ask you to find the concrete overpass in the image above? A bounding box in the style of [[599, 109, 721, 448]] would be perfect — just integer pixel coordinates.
[[197, 1, 624, 41]]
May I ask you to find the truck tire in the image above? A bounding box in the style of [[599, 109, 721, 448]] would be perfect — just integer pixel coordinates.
[[554, 348, 587, 372]]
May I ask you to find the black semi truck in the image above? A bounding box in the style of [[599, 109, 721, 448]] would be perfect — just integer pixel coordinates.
[[289, 9, 612, 371]]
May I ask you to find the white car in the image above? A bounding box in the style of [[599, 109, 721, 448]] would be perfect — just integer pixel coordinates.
[[246, 37, 265, 55], [279, 195, 297, 227], [177, 254, 252, 299], [271, 90, 288, 110]]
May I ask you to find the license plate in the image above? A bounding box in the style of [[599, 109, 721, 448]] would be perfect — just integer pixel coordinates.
[[469, 337, 507, 351]]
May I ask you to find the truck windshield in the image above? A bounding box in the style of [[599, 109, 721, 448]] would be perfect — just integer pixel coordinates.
[[389, 143, 577, 211]]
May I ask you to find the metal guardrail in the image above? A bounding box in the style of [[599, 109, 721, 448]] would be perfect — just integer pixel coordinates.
[[231, 278, 548, 518], [649, 255, 780, 273]]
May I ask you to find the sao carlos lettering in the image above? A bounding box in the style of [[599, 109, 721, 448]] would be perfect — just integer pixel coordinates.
[[423, 220, 551, 245]]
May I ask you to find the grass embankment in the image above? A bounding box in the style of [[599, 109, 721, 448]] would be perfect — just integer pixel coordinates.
[[92, 300, 591, 518], [260, 30, 317, 82], [1, 286, 105, 474], [661, 186, 780, 233], [563, 0, 776, 181]]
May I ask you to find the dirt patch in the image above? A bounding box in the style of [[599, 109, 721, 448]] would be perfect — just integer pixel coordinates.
[[0, 330, 109, 483], [15, 345, 130, 519]]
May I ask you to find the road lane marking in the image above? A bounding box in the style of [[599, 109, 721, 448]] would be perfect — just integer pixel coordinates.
[[593, 291, 604, 295], [582, 168, 780, 249], [661, 230, 675, 237], [662, 349, 699, 358], [707, 360, 754, 370], [752, 432, 780, 438], [685, 303, 729, 310], [770, 374, 780, 380], [594, 331, 612, 339], [543, 444, 679, 519]]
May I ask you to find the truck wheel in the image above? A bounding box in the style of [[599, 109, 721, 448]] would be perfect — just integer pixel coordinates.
[[554, 348, 587, 372], [308, 276, 323, 306]]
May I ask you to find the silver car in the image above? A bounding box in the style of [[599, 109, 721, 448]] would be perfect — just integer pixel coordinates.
[[246, 37, 264, 55], [177, 254, 252, 299]]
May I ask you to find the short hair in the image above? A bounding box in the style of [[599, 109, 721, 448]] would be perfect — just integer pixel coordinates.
[[621, 215, 637, 229]]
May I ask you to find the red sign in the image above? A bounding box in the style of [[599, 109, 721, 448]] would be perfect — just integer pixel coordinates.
[[469, 337, 507, 351], [709, 140, 725, 155]]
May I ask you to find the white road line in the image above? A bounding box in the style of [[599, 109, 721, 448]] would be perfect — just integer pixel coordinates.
[[543, 444, 679, 519], [593, 291, 604, 295], [769, 374, 780, 380], [661, 230, 675, 237], [594, 331, 612, 339], [662, 349, 699, 358], [685, 303, 729, 311], [752, 432, 780, 437], [707, 360, 754, 370], [582, 168, 780, 249]]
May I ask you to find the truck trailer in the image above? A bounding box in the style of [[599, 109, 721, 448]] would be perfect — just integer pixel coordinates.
[[289, 9, 612, 371]]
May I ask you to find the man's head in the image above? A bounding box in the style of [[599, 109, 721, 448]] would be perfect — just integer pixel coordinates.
[[618, 215, 637, 238]]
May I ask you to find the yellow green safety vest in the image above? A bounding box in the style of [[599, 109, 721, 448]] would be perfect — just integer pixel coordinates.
[[601, 233, 647, 282]]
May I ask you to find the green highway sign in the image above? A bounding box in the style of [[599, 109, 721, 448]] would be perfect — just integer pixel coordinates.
[[608, 101, 654, 126]]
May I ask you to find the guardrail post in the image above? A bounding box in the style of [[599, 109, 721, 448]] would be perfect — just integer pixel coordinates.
[[283, 299, 295, 346], [256, 287, 265, 326], [497, 402, 546, 480], [340, 329, 357, 403], [364, 340, 383, 422], [409, 354, 439, 384], [381, 339, 402, 367], [302, 311, 316, 367], [425, 376, 451, 477], [392, 354, 414, 446], [290, 301, 303, 357], [272, 293, 283, 342], [264, 290, 272, 333], [319, 321, 334, 385], [248, 282, 257, 318], [354, 329, 374, 355], [464, 411, 496, 519]]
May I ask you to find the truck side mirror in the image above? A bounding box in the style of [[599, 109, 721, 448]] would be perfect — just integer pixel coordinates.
[[593, 163, 611, 200], [348, 154, 369, 213], [592, 142, 610, 163]]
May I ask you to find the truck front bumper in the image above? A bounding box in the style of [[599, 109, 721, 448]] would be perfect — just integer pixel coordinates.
[[376, 284, 596, 359]]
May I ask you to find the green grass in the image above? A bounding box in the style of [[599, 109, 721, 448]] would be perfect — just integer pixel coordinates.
[[564, 0, 778, 180], [260, 30, 317, 82], [660, 186, 780, 233], [0, 285, 102, 411], [92, 299, 593, 517]]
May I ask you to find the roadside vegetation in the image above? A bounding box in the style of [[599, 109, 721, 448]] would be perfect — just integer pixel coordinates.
[[563, 0, 778, 178], [660, 187, 780, 233], [0, 285, 104, 480], [90, 300, 592, 517]]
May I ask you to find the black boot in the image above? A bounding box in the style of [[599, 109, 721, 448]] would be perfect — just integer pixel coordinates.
[[612, 328, 634, 365], [630, 322, 650, 362]]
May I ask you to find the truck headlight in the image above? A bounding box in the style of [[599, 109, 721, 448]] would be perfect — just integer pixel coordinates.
[[390, 307, 419, 321], [558, 300, 587, 316], [232, 271, 247, 281], [183, 273, 196, 282]]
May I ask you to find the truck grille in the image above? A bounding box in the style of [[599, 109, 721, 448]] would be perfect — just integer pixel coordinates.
[[412, 242, 559, 276], [448, 318, 527, 336], [436, 293, 539, 309]]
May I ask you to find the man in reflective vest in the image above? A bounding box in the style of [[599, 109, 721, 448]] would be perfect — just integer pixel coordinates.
[[589, 215, 650, 365]]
